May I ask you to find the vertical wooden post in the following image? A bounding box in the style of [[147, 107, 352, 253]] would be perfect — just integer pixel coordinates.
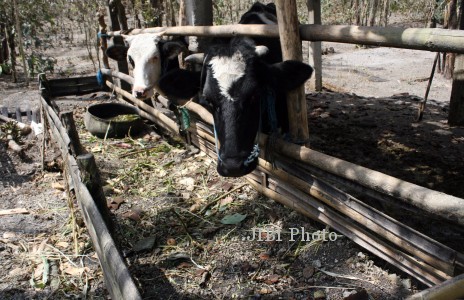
[[185, 0, 213, 52], [275, 0, 309, 144], [106, 0, 131, 92], [448, 0, 464, 125], [97, 11, 110, 70], [307, 0, 322, 91]]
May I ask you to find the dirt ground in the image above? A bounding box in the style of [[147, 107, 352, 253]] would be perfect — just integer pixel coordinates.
[[1, 29, 463, 299]]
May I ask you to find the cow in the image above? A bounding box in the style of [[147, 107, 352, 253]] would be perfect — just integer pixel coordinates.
[[106, 33, 186, 99], [158, 2, 313, 177]]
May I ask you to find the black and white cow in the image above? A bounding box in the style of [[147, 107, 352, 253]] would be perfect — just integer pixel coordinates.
[[158, 2, 313, 177], [106, 33, 186, 99]]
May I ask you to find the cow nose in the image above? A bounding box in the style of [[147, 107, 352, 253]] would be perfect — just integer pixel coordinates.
[[217, 157, 257, 177], [133, 86, 148, 99], [135, 91, 146, 99]]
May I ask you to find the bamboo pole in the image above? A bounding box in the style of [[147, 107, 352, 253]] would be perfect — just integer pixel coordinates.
[[259, 158, 460, 274], [106, 24, 464, 54], [257, 134, 464, 227]]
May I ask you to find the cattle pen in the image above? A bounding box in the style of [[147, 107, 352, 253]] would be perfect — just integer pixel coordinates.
[[36, 1, 464, 299]]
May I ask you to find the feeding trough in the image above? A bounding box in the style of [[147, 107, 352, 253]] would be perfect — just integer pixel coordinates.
[[84, 102, 144, 138]]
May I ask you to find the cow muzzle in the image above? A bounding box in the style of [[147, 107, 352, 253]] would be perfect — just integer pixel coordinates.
[[132, 86, 154, 99], [217, 156, 258, 177]]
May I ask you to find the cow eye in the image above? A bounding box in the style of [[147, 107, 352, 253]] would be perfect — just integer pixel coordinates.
[[151, 56, 159, 63], [128, 56, 135, 67]]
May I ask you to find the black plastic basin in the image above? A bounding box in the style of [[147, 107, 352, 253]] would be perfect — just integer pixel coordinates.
[[84, 102, 144, 138]]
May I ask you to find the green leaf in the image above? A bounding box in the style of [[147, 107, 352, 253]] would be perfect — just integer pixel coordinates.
[[220, 213, 247, 225]]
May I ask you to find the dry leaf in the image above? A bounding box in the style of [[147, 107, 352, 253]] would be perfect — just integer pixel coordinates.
[[264, 274, 280, 284], [51, 182, 65, 191], [55, 241, 69, 249], [221, 182, 234, 191], [63, 266, 89, 276], [219, 196, 234, 207], [122, 210, 142, 222], [179, 177, 195, 191], [258, 252, 270, 260], [166, 238, 176, 246]]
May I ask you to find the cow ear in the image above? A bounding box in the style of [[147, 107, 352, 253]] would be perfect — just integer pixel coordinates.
[[162, 41, 187, 60], [269, 60, 313, 91], [158, 69, 201, 99], [106, 44, 128, 62]]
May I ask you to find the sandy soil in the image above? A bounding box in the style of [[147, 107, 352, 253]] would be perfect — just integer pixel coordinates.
[[1, 30, 463, 299]]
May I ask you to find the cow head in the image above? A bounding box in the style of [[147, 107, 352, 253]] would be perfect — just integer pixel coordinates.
[[159, 38, 313, 177], [106, 33, 186, 99]]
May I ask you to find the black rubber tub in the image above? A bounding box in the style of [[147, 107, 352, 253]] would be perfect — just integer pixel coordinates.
[[84, 103, 144, 138]]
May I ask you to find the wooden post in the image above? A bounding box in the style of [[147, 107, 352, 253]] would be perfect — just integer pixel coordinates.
[[185, 0, 213, 52], [448, 0, 464, 125], [97, 11, 110, 70], [106, 0, 131, 92], [275, 0, 309, 144], [307, 0, 322, 91]]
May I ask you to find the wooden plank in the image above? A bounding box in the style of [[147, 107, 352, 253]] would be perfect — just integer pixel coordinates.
[[275, 0, 309, 143]]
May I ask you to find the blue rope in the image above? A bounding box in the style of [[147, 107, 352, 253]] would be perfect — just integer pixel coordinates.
[[97, 32, 109, 39], [96, 69, 104, 86]]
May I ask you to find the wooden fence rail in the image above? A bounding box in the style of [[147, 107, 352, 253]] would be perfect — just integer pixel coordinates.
[[106, 24, 464, 54]]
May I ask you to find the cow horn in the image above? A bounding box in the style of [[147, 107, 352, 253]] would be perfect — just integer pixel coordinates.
[[185, 53, 205, 64], [255, 45, 269, 56]]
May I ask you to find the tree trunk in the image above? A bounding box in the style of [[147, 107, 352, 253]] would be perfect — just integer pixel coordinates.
[[381, 0, 390, 26], [13, 0, 29, 85], [368, 0, 379, 26], [149, 0, 164, 27], [352, 0, 361, 25], [5, 25, 17, 82]]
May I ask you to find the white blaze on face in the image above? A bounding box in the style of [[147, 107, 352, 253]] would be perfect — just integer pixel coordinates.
[[209, 51, 246, 102], [124, 33, 163, 99]]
